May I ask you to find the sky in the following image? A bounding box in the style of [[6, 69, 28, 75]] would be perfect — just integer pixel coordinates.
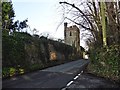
[[12, 0, 87, 49], [12, 0, 65, 38]]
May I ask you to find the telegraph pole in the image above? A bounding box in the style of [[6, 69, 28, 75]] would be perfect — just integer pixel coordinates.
[[100, 0, 107, 46]]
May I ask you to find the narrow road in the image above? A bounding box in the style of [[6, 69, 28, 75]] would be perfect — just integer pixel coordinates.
[[42, 59, 89, 74], [3, 59, 89, 89], [65, 72, 119, 89]]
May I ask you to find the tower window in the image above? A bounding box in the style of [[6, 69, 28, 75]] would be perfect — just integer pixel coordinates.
[[70, 31, 72, 36]]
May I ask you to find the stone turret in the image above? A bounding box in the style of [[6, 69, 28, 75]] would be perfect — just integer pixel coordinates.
[[64, 23, 80, 52]]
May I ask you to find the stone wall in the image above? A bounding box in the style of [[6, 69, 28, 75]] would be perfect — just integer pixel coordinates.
[[2, 32, 83, 78], [3, 34, 81, 77], [64, 24, 80, 52]]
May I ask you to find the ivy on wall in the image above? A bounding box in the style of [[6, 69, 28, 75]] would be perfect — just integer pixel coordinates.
[[2, 32, 81, 78]]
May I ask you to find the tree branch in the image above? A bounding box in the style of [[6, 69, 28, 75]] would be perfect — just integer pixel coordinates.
[[59, 1, 94, 30], [65, 17, 92, 30]]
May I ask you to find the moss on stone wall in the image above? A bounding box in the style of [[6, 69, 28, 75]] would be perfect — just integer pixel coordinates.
[[2, 32, 81, 78]]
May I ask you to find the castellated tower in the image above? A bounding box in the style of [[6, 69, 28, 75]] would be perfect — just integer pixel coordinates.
[[64, 22, 80, 52]]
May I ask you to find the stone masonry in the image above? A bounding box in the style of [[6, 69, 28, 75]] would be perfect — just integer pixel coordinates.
[[64, 22, 80, 52]]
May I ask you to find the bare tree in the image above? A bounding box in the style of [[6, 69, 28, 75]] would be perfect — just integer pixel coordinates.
[[59, 0, 102, 47], [59, 0, 120, 48]]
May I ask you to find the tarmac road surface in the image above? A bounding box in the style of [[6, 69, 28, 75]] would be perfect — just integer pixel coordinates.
[[2, 59, 119, 89], [2, 59, 89, 88]]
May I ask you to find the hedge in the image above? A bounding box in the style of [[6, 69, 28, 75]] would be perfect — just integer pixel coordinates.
[[88, 45, 120, 82]]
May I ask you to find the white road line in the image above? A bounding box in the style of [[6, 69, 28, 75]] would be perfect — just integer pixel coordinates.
[[78, 70, 83, 76], [66, 81, 74, 86], [61, 87, 66, 90], [81, 70, 83, 73], [61, 70, 84, 90], [78, 73, 81, 76], [74, 75, 79, 80]]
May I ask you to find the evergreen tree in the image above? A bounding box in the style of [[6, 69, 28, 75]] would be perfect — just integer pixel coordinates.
[[2, 1, 15, 31], [2, 1, 28, 35]]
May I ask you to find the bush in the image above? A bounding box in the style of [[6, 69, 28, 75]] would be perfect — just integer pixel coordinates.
[[2, 67, 10, 78], [2, 67, 25, 78], [2, 35, 25, 67], [88, 45, 120, 82]]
